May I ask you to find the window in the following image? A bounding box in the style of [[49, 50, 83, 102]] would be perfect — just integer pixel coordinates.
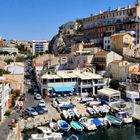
[[108, 40, 110, 43]]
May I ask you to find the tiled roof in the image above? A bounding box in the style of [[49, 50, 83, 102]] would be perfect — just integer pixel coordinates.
[[95, 51, 110, 56], [129, 68, 140, 75]]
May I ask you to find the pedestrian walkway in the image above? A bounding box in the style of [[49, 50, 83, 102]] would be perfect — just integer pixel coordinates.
[[0, 110, 21, 140]]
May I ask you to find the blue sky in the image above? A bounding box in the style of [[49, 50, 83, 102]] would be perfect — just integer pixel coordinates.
[[0, 0, 136, 40]]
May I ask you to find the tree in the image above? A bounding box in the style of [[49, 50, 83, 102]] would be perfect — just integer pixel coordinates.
[[109, 80, 120, 90], [4, 59, 13, 64], [16, 56, 24, 62]]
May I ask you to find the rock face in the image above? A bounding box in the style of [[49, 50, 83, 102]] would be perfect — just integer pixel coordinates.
[[48, 33, 91, 54]]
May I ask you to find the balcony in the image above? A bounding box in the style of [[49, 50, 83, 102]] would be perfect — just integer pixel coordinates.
[[94, 80, 105, 86]]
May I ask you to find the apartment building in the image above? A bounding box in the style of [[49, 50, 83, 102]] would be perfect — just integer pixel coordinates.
[[111, 32, 134, 55], [76, 1, 140, 46], [39, 69, 106, 96], [71, 42, 102, 53], [107, 60, 139, 81], [93, 51, 122, 71], [32, 40, 49, 55], [0, 79, 11, 122]]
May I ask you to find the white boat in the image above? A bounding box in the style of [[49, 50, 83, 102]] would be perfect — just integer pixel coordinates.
[[93, 105, 100, 114], [61, 110, 69, 119], [67, 109, 75, 120], [30, 132, 63, 140], [79, 117, 97, 131], [37, 126, 52, 134], [80, 97, 94, 103], [98, 105, 110, 114], [115, 111, 133, 124], [86, 101, 101, 107], [49, 121, 60, 132], [73, 108, 82, 119], [87, 107, 96, 115]]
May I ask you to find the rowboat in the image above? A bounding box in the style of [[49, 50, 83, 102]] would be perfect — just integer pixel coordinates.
[[70, 121, 84, 132], [57, 120, 71, 132], [105, 115, 122, 126]]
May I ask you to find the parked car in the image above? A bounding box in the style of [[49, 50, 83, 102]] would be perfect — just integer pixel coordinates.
[[26, 107, 38, 116], [38, 100, 46, 106], [39, 105, 48, 112], [35, 94, 42, 100], [33, 106, 44, 114]]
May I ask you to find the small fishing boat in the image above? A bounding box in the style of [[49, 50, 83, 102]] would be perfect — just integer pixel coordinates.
[[30, 132, 63, 140], [87, 107, 96, 115], [67, 109, 75, 120], [57, 120, 71, 132], [37, 126, 52, 134], [115, 111, 133, 124], [105, 115, 122, 126], [93, 105, 100, 114], [73, 108, 82, 119], [70, 121, 84, 132], [79, 117, 97, 131], [59, 103, 75, 109], [92, 118, 104, 128], [98, 118, 111, 127], [49, 120, 60, 132], [61, 110, 69, 120]]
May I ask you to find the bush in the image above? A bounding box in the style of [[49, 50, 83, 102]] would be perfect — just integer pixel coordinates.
[[109, 80, 120, 90], [4, 110, 11, 117]]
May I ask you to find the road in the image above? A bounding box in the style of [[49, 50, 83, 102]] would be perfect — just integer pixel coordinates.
[[0, 57, 38, 140]]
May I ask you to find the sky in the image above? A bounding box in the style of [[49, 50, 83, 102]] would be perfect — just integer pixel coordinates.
[[0, 0, 136, 40]]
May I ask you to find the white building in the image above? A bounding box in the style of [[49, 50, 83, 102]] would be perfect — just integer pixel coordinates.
[[0, 47, 18, 54], [32, 40, 49, 55], [39, 69, 106, 96], [5, 62, 24, 74], [0, 80, 10, 121], [103, 36, 112, 51]]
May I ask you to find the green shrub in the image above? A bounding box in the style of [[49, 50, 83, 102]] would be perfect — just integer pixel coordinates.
[[4, 110, 11, 117]]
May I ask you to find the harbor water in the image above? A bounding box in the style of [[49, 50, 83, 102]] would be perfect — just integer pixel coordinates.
[[23, 124, 140, 140]]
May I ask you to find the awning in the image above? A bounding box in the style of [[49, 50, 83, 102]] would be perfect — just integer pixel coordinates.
[[53, 86, 74, 92]]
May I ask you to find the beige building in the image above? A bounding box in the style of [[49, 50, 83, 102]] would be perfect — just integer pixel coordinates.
[[111, 32, 134, 55], [93, 51, 122, 71], [67, 51, 94, 69], [107, 60, 139, 81], [4, 74, 24, 93], [71, 42, 102, 54]]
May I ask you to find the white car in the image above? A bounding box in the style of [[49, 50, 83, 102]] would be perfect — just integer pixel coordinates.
[[35, 94, 42, 100], [38, 100, 46, 106], [39, 105, 48, 112], [27, 107, 38, 116]]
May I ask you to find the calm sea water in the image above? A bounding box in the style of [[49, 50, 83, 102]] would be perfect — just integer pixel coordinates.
[[23, 124, 140, 140]]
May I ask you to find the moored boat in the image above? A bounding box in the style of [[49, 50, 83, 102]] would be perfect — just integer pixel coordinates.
[[79, 117, 97, 131], [105, 115, 122, 126], [73, 108, 82, 119], [92, 118, 104, 128], [115, 111, 133, 124], [70, 121, 84, 132], [57, 120, 71, 132], [49, 120, 60, 132], [30, 132, 63, 140]]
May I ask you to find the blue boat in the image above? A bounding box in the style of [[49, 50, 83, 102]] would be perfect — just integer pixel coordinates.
[[92, 118, 104, 128], [57, 120, 71, 132], [105, 115, 122, 126]]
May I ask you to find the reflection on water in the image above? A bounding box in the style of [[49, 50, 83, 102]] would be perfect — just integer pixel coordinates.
[[23, 124, 140, 140]]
